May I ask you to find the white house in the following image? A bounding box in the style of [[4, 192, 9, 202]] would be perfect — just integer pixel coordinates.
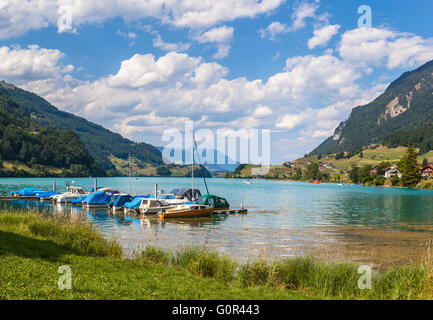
[[384, 166, 402, 179]]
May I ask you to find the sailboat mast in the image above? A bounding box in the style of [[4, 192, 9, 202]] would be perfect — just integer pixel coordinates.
[[192, 133, 194, 200], [128, 152, 132, 195]]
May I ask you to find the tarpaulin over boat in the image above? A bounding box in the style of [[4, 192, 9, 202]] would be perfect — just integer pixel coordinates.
[[10, 188, 44, 196], [83, 191, 112, 205], [89, 186, 105, 192], [71, 195, 87, 204], [36, 191, 60, 199], [124, 196, 148, 209], [173, 188, 201, 201], [111, 194, 134, 207], [199, 194, 230, 209]]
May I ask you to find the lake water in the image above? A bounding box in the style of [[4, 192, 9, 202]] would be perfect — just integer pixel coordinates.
[[1, 177, 433, 266]]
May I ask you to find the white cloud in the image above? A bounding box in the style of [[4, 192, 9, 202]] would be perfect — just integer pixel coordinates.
[[116, 30, 138, 39], [0, 45, 70, 82], [194, 26, 234, 59], [194, 25, 234, 44], [308, 24, 340, 49], [275, 113, 305, 129], [260, 1, 323, 40], [339, 28, 433, 69], [291, 1, 319, 30], [253, 105, 273, 117], [152, 31, 191, 52], [259, 21, 290, 39], [0, 0, 284, 39]]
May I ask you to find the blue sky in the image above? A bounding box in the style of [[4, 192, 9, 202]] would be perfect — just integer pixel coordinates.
[[0, 0, 432, 164]]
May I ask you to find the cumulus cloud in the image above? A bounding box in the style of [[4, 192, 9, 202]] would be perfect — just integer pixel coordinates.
[[0, 45, 70, 82], [339, 28, 433, 69], [0, 0, 284, 39], [308, 24, 340, 49]]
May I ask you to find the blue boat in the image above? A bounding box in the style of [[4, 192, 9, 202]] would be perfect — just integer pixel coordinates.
[[71, 195, 88, 205], [36, 190, 60, 200], [123, 196, 149, 213], [110, 194, 134, 211], [10, 188, 44, 197], [83, 191, 113, 208]]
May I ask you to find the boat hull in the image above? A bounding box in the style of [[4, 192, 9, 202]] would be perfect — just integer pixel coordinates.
[[158, 207, 214, 219]]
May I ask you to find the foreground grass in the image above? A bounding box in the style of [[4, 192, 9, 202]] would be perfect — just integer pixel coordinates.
[[1, 210, 433, 300]]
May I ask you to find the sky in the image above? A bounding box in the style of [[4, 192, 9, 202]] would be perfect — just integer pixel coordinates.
[[0, 0, 432, 164]]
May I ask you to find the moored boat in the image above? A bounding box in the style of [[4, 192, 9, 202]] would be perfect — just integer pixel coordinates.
[[82, 191, 113, 208], [158, 203, 214, 219], [110, 194, 134, 211], [54, 186, 86, 203]]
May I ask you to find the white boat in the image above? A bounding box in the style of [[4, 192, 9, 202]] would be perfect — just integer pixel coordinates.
[[243, 180, 252, 185], [54, 186, 86, 203], [138, 198, 168, 214]]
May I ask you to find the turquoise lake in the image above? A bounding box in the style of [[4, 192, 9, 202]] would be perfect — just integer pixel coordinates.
[[1, 177, 433, 264]]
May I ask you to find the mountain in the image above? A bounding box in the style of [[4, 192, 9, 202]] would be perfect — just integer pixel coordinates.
[[0, 89, 104, 177], [156, 146, 240, 173], [310, 60, 433, 155], [0, 81, 163, 175]]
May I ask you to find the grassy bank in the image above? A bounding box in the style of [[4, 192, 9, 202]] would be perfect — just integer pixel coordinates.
[[1, 210, 432, 300]]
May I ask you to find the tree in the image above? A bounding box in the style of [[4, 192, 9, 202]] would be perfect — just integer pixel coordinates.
[[304, 162, 319, 181], [401, 143, 421, 187], [294, 167, 303, 180], [359, 151, 364, 158], [349, 166, 359, 184], [423, 158, 428, 167]]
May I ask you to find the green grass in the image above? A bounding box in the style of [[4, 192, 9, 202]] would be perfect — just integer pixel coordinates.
[[1, 210, 433, 300]]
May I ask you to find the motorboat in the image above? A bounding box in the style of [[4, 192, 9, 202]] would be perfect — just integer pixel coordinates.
[[54, 186, 86, 203], [158, 203, 214, 219]]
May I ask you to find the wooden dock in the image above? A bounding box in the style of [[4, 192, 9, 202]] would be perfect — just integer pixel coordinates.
[[0, 196, 38, 201], [213, 208, 247, 215]]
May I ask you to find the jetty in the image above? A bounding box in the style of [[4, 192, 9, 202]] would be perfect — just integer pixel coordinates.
[[213, 208, 248, 215]]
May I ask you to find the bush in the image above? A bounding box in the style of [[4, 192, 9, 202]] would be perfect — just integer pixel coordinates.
[[391, 176, 401, 186], [374, 176, 385, 186]]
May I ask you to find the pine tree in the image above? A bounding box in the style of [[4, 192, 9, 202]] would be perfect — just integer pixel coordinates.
[[422, 158, 428, 167], [401, 143, 421, 187]]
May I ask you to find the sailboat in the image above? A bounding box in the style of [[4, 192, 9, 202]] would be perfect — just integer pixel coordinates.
[[158, 133, 213, 219]]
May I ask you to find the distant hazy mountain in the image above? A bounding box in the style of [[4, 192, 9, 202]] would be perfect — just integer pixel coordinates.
[[310, 60, 433, 155], [0, 81, 163, 175], [156, 146, 239, 173]]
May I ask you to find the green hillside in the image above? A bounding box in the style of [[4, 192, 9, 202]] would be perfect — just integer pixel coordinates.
[[311, 60, 433, 155], [0, 90, 104, 177], [0, 81, 163, 175]]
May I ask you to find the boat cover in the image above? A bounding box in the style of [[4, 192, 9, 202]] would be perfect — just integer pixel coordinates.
[[10, 188, 44, 196], [124, 196, 148, 209], [173, 188, 201, 201], [83, 191, 112, 205], [111, 194, 134, 207], [89, 186, 105, 192], [36, 191, 60, 199], [71, 195, 87, 204]]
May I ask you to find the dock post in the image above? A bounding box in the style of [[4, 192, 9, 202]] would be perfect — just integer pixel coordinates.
[[154, 184, 158, 199], [53, 181, 56, 191], [94, 178, 97, 192]]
